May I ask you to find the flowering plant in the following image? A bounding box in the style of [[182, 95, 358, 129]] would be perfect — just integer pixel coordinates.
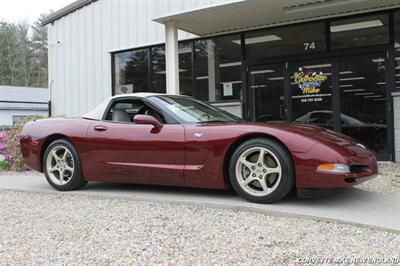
[[6, 116, 43, 170], [0, 131, 12, 162]]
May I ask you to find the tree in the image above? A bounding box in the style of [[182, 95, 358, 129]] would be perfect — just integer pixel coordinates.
[[0, 13, 49, 88], [16, 21, 34, 87], [31, 13, 48, 88], [0, 21, 18, 85]]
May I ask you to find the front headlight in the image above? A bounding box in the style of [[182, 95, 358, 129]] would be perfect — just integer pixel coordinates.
[[317, 163, 350, 174]]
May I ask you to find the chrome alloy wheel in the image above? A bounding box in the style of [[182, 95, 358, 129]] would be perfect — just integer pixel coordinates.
[[235, 147, 282, 197], [46, 145, 75, 185]]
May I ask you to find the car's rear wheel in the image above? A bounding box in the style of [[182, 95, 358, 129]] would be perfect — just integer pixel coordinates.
[[229, 138, 294, 203], [43, 139, 87, 191]]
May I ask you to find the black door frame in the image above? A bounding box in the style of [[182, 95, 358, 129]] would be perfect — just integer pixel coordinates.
[[244, 46, 394, 161]]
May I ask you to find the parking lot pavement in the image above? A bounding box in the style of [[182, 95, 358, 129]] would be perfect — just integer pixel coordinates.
[[0, 173, 399, 231]]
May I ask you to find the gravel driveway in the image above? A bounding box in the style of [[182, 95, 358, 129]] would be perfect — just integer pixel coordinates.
[[0, 190, 399, 265], [356, 163, 400, 195]]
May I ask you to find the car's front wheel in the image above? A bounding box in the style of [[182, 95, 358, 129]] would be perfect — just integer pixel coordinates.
[[43, 139, 87, 191], [229, 138, 294, 203]]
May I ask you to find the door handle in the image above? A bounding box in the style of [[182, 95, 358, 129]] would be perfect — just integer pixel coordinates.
[[279, 105, 287, 119], [94, 125, 107, 131]]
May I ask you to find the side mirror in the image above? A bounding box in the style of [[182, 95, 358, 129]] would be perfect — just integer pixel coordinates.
[[134, 114, 163, 129]]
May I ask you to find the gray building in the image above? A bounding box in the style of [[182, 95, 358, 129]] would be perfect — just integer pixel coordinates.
[[43, 0, 400, 161], [0, 86, 49, 128]]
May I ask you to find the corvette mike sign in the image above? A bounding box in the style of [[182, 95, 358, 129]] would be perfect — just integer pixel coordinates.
[[292, 67, 331, 103]]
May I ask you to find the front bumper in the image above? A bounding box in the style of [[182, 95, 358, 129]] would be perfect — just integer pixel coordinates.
[[294, 145, 378, 189], [298, 171, 377, 189], [297, 174, 377, 198]]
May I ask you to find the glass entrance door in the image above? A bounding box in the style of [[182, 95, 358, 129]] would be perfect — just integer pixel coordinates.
[[338, 53, 389, 160], [248, 64, 286, 122], [288, 56, 390, 160], [289, 60, 334, 129], [247, 54, 391, 160]]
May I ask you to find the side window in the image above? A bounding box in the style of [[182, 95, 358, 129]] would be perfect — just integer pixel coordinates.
[[105, 99, 145, 122], [105, 99, 165, 123]]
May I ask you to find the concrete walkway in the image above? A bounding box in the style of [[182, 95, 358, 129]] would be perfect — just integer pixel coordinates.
[[1, 173, 399, 232]]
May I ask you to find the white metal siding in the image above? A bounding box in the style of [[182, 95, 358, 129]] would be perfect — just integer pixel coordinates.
[[48, 0, 230, 116]]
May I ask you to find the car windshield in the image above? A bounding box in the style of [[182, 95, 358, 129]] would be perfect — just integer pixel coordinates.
[[150, 96, 242, 123]]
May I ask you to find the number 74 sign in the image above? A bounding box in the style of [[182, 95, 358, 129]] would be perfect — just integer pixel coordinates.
[[304, 42, 316, 51]]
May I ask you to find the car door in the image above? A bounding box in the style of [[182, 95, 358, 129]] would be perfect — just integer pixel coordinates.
[[83, 98, 186, 185]]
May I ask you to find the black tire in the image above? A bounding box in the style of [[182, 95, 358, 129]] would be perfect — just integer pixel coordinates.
[[43, 139, 87, 191], [228, 138, 294, 203]]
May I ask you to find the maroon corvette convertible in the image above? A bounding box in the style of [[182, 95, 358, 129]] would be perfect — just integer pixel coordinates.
[[20, 93, 377, 203]]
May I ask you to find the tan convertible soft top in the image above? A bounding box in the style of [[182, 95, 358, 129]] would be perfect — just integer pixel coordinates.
[[82, 93, 164, 120]]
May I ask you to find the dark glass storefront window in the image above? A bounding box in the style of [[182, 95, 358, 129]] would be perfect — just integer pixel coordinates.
[[179, 42, 193, 96], [395, 11, 400, 92], [245, 22, 325, 59], [114, 49, 149, 94], [194, 34, 242, 102], [330, 14, 389, 49], [151, 46, 166, 93], [111, 10, 394, 160], [339, 55, 388, 158]]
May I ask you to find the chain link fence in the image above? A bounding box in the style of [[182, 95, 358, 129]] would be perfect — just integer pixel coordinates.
[[0, 100, 50, 131]]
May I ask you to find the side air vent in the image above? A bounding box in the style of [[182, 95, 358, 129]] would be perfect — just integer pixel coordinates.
[[350, 165, 369, 173]]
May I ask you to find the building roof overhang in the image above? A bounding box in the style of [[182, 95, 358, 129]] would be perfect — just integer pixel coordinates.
[[41, 0, 97, 26], [153, 0, 400, 37]]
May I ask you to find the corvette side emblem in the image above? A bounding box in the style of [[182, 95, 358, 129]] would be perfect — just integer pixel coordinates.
[[194, 133, 203, 138]]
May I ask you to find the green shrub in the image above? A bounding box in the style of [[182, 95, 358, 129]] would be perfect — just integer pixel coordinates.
[[0, 160, 11, 170], [7, 116, 43, 170]]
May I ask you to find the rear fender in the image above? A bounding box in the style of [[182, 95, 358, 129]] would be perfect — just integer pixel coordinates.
[[20, 118, 92, 172]]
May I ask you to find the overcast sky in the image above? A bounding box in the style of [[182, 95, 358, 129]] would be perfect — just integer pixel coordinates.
[[0, 0, 75, 23]]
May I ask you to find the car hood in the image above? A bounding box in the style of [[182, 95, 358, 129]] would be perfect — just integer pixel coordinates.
[[341, 123, 387, 129], [257, 122, 373, 158], [266, 122, 359, 145], [199, 121, 369, 156]]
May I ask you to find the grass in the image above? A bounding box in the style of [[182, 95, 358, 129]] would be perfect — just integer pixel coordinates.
[[0, 160, 11, 171]]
